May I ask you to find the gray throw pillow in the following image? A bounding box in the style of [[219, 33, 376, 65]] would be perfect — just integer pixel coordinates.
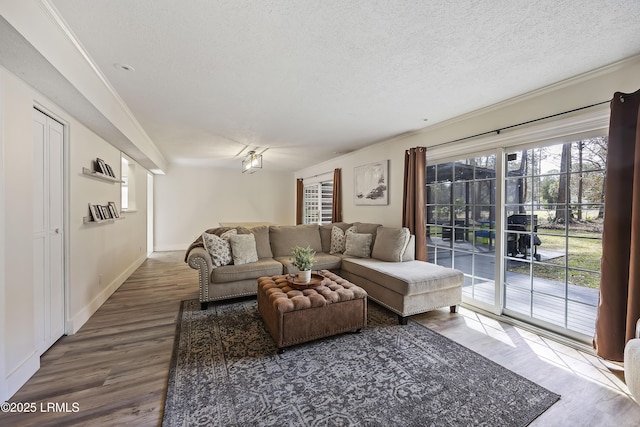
[[229, 234, 259, 265], [330, 225, 357, 254], [344, 233, 372, 258], [202, 229, 237, 267], [371, 227, 411, 262]]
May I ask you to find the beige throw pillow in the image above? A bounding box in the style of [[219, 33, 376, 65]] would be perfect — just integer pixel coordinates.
[[344, 233, 372, 258], [330, 225, 357, 254], [202, 228, 237, 267], [229, 234, 259, 265], [371, 227, 411, 262], [249, 225, 272, 258]]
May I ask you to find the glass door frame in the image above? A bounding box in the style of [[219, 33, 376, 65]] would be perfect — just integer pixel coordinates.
[[426, 148, 505, 316], [500, 136, 605, 343]]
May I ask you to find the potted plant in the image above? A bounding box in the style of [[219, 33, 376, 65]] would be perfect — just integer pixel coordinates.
[[291, 245, 315, 283]]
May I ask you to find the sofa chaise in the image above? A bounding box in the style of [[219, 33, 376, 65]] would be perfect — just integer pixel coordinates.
[[185, 222, 463, 324]]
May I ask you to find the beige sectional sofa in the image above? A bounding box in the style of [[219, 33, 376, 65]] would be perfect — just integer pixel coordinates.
[[185, 222, 463, 324]]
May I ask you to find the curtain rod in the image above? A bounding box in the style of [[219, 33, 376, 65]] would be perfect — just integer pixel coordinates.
[[300, 169, 334, 181], [426, 98, 613, 150]]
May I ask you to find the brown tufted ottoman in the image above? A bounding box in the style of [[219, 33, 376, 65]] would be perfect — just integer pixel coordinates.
[[257, 270, 367, 351]]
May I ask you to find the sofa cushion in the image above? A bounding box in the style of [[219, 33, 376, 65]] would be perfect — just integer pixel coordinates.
[[269, 224, 323, 257], [372, 227, 411, 262], [344, 233, 372, 258], [275, 253, 343, 274], [352, 222, 382, 246], [202, 229, 237, 267], [330, 225, 357, 254], [320, 222, 353, 253], [341, 258, 463, 296], [211, 258, 283, 283], [249, 225, 273, 258], [229, 234, 259, 265]]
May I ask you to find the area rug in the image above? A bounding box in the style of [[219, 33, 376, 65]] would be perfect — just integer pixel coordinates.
[[163, 299, 559, 426]]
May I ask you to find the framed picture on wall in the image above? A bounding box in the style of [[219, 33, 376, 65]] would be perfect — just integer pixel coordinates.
[[101, 205, 111, 220], [108, 201, 119, 218], [89, 203, 103, 223], [354, 160, 389, 205], [96, 158, 108, 175], [104, 163, 115, 178]]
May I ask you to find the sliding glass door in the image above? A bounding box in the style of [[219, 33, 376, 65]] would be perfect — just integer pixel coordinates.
[[427, 136, 606, 341], [503, 139, 605, 338], [426, 153, 499, 312]]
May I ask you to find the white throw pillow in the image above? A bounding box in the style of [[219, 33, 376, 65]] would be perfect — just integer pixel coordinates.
[[202, 229, 237, 267], [330, 225, 357, 254], [344, 232, 373, 258], [229, 234, 259, 265]]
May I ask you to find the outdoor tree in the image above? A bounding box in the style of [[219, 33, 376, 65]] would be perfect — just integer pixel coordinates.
[[540, 173, 559, 204], [572, 137, 607, 219], [556, 143, 572, 223]]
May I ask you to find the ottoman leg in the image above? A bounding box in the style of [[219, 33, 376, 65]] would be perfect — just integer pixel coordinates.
[[450, 305, 459, 313], [398, 315, 408, 325], [200, 302, 208, 310]]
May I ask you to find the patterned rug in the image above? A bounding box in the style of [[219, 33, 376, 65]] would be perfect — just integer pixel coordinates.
[[163, 299, 560, 426]]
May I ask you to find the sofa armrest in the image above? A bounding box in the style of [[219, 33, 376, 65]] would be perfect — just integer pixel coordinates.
[[187, 247, 213, 302]]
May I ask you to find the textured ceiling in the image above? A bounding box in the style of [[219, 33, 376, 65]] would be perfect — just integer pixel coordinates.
[[47, 0, 640, 171]]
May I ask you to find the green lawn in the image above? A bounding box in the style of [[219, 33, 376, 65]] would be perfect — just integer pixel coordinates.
[[512, 230, 602, 289]]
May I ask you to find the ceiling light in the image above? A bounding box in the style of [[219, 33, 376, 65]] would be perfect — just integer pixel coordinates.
[[242, 151, 262, 174]]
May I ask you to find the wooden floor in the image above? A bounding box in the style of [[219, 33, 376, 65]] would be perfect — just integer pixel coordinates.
[[2, 251, 639, 426]]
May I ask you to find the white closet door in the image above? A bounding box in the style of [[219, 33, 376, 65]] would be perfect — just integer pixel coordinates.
[[33, 108, 65, 354]]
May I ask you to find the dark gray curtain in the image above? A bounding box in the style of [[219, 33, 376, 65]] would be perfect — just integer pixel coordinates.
[[594, 89, 640, 361], [402, 147, 427, 261]]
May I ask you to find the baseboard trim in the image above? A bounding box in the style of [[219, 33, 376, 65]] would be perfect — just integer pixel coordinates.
[[67, 254, 147, 334], [2, 350, 39, 401]]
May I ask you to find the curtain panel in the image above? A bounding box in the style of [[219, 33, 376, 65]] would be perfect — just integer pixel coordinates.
[[402, 147, 427, 261], [594, 89, 640, 361], [296, 178, 304, 225], [332, 168, 342, 223]]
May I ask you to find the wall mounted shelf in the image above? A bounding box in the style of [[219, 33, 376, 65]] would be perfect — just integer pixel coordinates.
[[82, 167, 122, 183], [82, 216, 125, 225]]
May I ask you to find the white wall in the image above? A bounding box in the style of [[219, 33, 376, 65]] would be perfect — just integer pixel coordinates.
[[0, 59, 5, 403], [154, 165, 294, 251], [1, 67, 39, 400], [68, 124, 148, 333], [295, 56, 640, 226], [296, 146, 404, 227], [0, 66, 149, 401]]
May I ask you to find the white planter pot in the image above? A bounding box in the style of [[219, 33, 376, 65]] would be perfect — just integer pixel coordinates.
[[297, 270, 312, 284]]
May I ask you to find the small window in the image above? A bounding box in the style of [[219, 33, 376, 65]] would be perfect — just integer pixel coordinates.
[[121, 157, 129, 210], [303, 180, 333, 225], [121, 155, 136, 211]]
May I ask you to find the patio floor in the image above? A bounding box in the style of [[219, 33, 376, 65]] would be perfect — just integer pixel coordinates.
[[430, 239, 599, 338]]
